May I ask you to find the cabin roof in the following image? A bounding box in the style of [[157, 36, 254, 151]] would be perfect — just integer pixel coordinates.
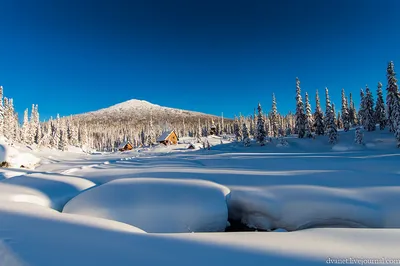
[[118, 141, 132, 149], [156, 130, 176, 142]]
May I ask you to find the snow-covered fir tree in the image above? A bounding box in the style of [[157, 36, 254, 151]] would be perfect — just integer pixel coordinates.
[[304, 92, 313, 138], [295, 78, 306, 138], [313, 90, 324, 135], [22, 109, 30, 143], [325, 88, 338, 144], [341, 88, 350, 131], [348, 93, 358, 126], [270, 93, 279, 137], [242, 122, 250, 147], [256, 103, 266, 145], [375, 82, 387, 130], [332, 103, 337, 126], [364, 85, 376, 131], [59, 118, 69, 150], [386, 61, 400, 133], [52, 114, 61, 148], [354, 127, 364, 145], [337, 112, 343, 129], [233, 116, 241, 141]]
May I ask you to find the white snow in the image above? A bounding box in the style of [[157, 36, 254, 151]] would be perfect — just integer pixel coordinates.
[[2, 173, 96, 211], [0, 143, 41, 168], [63, 178, 230, 233], [0, 128, 399, 265]]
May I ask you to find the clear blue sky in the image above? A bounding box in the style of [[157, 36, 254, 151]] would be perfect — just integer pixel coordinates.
[[1, 0, 400, 120]]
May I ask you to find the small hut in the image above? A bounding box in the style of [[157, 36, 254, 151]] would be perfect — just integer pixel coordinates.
[[187, 143, 195, 149], [118, 141, 133, 151], [157, 130, 179, 145]]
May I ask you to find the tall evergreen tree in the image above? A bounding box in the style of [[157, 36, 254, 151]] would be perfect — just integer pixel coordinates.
[[242, 122, 250, 147], [386, 61, 400, 132], [304, 92, 313, 138], [364, 85, 376, 131], [295, 78, 306, 138], [256, 103, 266, 145], [233, 116, 241, 141], [348, 93, 357, 126], [22, 108, 30, 143], [313, 89, 324, 135], [337, 112, 343, 129], [271, 93, 279, 137], [325, 88, 338, 144], [341, 88, 350, 131], [375, 82, 387, 130]]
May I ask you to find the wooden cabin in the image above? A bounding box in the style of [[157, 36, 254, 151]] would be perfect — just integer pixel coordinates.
[[157, 130, 179, 145], [118, 141, 133, 151]]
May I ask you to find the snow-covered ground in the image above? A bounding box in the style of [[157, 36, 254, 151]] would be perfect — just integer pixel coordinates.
[[1, 129, 400, 265]]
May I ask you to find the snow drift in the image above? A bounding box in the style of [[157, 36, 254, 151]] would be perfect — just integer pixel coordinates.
[[63, 178, 231, 233], [2, 173, 96, 211], [229, 185, 400, 231]]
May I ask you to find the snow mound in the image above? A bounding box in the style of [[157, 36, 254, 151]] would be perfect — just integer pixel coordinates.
[[0, 144, 40, 168], [63, 178, 231, 233], [2, 173, 96, 211], [0, 183, 51, 207], [229, 186, 400, 231]]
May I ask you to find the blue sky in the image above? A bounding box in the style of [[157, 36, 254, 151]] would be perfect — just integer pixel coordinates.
[[1, 0, 400, 120]]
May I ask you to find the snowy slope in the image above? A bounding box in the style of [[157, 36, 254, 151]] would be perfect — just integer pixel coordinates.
[[74, 99, 223, 124]]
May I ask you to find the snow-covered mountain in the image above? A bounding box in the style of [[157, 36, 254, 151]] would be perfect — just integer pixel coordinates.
[[73, 99, 226, 127]]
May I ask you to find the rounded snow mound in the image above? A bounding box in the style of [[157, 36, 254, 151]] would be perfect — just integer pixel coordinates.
[[2, 173, 96, 211], [63, 178, 231, 233], [0, 183, 51, 207]]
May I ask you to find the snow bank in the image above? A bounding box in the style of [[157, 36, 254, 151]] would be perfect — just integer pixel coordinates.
[[2, 173, 96, 211], [228, 185, 400, 231], [2, 201, 399, 266], [0, 144, 40, 168], [0, 183, 51, 207], [63, 178, 230, 233]]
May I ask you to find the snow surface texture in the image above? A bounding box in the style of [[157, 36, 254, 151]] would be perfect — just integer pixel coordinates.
[[63, 178, 230, 233], [0, 129, 400, 265], [2, 173, 95, 211]]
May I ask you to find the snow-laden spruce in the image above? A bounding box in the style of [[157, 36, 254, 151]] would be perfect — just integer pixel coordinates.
[[348, 92, 358, 126], [386, 61, 399, 133], [375, 82, 387, 130], [363, 85, 376, 131], [325, 88, 338, 144], [313, 89, 324, 135], [233, 116, 241, 141], [256, 103, 266, 145], [270, 93, 279, 137], [295, 78, 306, 138], [341, 88, 350, 131], [242, 122, 250, 147], [304, 92, 313, 138]]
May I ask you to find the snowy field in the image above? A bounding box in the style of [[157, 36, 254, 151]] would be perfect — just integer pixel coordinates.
[[1, 129, 400, 266]]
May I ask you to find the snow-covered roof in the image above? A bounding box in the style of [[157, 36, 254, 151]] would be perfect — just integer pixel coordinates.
[[156, 131, 175, 142], [118, 141, 131, 149]]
